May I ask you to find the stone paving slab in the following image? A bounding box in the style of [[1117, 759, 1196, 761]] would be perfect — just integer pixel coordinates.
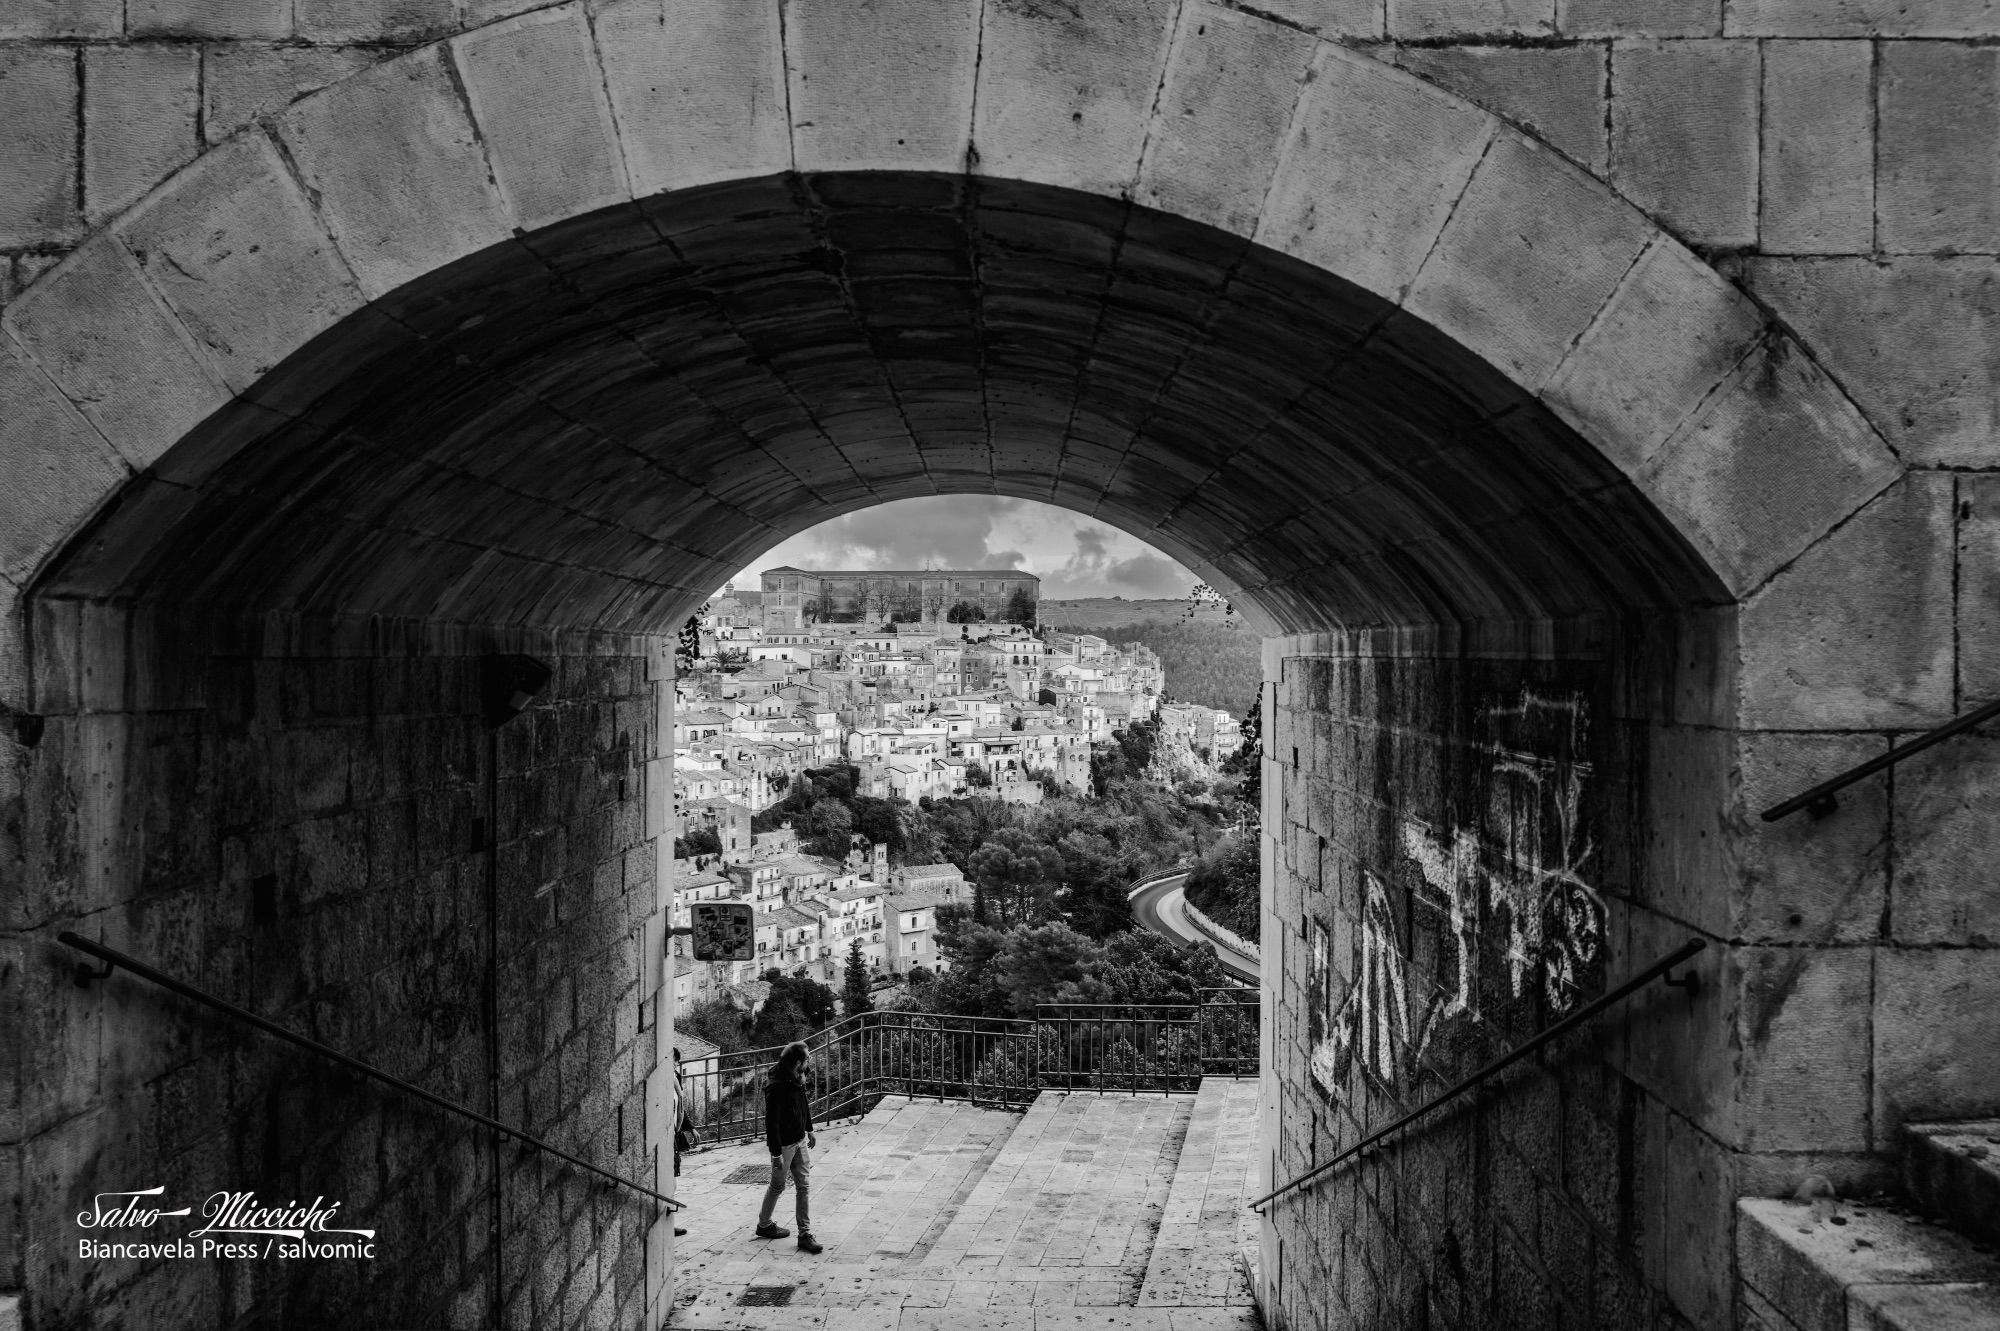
[[1135, 1079, 1262, 1308], [670, 1090, 1228, 1330]]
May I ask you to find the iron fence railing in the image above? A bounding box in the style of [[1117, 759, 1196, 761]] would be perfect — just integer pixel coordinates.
[[679, 988, 1259, 1146]]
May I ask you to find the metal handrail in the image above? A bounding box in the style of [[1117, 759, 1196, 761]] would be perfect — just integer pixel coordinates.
[[1762, 696, 2000, 821], [56, 932, 683, 1213], [1249, 937, 1706, 1213]]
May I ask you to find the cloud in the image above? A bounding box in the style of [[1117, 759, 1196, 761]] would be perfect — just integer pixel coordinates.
[[730, 496, 1197, 601]]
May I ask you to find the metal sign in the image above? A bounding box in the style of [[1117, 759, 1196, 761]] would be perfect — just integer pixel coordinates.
[[688, 901, 754, 962]]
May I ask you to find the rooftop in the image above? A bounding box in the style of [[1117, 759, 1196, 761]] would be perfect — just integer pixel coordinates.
[[761, 566, 1040, 581]]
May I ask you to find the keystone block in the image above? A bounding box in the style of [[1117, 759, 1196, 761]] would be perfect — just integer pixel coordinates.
[[1137, 3, 1318, 239], [454, 6, 629, 233], [973, 0, 1177, 197], [115, 132, 365, 393], [1759, 40, 1872, 254], [277, 46, 512, 300], [83, 44, 200, 226], [784, 0, 980, 175], [1259, 48, 1494, 304], [1407, 130, 1654, 391], [0, 48, 80, 247], [593, 0, 789, 197], [1878, 44, 2000, 254], [1609, 39, 1759, 248], [4, 232, 231, 471]]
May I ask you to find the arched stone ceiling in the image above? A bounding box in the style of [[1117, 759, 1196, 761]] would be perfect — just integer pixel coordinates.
[[40, 174, 1727, 639]]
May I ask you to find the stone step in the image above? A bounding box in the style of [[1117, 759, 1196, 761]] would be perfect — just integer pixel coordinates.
[[1905, 1119, 2000, 1249], [1136, 1078, 1262, 1309], [1737, 1197, 2000, 1331]]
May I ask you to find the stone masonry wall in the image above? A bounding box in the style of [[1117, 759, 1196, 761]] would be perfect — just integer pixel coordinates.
[[0, 608, 670, 1328]]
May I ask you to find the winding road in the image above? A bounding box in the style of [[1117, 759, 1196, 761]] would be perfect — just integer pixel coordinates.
[[1127, 870, 1261, 986]]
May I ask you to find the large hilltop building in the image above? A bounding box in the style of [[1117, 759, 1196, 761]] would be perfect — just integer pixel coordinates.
[[760, 566, 1039, 631]]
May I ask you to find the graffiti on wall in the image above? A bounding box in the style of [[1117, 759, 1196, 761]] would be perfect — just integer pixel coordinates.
[[1311, 687, 1604, 1097]]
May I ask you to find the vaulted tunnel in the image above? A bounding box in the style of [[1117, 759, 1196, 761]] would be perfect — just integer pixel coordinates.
[[41, 174, 1725, 635]]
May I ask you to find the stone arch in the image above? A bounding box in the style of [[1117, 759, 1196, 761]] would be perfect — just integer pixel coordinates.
[[0, 0, 1901, 661]]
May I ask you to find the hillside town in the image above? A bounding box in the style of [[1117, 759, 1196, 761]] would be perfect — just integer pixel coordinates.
[[668, 567, 1244, 1010]]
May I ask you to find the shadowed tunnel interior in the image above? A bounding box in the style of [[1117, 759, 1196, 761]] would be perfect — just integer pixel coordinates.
[[38, 173, 1725, 633]]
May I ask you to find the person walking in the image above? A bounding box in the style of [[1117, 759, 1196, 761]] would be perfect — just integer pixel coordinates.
[[671, 1048, 694, 1237], [753, 1041, 821, 1254]]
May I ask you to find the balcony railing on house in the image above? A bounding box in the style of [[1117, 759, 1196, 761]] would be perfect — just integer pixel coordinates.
[[678, 988, 1259, 1146]]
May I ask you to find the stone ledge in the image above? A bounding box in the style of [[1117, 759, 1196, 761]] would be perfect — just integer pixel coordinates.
[[1737, 1197, 2000, 1331]]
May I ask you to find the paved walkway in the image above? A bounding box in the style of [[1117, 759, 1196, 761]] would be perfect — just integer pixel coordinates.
[[667, 1091, 1261, 1331], [1136, 1079, 1261, 1309]]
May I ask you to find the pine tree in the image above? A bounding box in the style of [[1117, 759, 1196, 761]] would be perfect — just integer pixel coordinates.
[[843, 938, 874, 1016]]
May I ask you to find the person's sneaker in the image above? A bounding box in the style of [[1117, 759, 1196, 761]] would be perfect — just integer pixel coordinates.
[[754, 1222, 790, 1240], [796, 1232, 822, 1255], [674, 1227, 687, 1237]]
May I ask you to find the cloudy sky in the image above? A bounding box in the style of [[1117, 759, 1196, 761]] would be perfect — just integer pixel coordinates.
[[728, 496, 1196, 600]]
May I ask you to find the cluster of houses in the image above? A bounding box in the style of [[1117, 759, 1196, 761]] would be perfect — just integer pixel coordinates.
[[666, 567, 1245, 1015]]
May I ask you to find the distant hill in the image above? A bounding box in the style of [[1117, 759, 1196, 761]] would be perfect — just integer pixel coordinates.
[[1040, 599, 1261, 718]]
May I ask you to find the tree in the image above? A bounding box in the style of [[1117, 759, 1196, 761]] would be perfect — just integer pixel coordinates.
[[675, 601, 710, 672], [1005, 587, 1036, 626], [968, 828, 1065, 927], [947, 601, 986, 623], [764, 971, 838, 1029], [680, 995, 750, 1054], [752, 993, 810, 1048], [843, 939, 874, 1015], [674, 825, 722, 859], [1182, 835, 1260, 942]]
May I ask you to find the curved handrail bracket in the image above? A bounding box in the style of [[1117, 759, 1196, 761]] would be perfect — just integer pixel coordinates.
[[1248, 937, 1706, 1213], [1762, 696, 2000, 822], [57, 932, 682, 1213]]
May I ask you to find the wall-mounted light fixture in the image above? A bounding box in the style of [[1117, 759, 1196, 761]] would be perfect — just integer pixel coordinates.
[[481, 654, 553, 728]]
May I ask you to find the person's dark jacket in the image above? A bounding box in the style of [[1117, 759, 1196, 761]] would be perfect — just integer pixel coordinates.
[[764, 1071, 813, 1155]]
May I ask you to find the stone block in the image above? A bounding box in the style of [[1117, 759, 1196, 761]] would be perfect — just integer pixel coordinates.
[[202, 44, 383, 145], [1728, 0, 2000, 36], [1852, 1283, 2000, 1331], [1733, 733, 1889, 944], [784, 0, 980, 175], [1240, 0, 1380, 34], [1557, 0, 1718, 35], [1661, 1110, 1735, 1327], [1889, 737, 2000, 946], [1542, 236, 1763, 477], [453, 5, 628, 232], [1136, 3, 1317, 239], [129, 0, 288, 36], [1406, 130, 1654, 390], [114, 131, 363, 393], [0, 337, 128, 583], [1961, 475, 2000, 706], [973, 0, 1176, 197], [1758, 40, 1871, 254], [593, 0, 789, 197], [1746, 257, 1999, 467], [1389, 42, 1606, 170], [1387, 0, 1555, 38], [276, 46, 512, 299], [1735, 946, 1873, 1153], [1609, 39, 1758, 247], [1637, 335, 1900, 597], [1738, 1198, 2000, 1331], [83, 44, 200, 226], [296, 0, 453, 41], [1739, 472, 1955, 729], [1876, 949, 2000, 1140], [0, 48, 79, 247], [1878, 44, 2000, 254], [0, 0, 119, 36], [1258, 48, 1493, 303], [4, 232, 231, 471]]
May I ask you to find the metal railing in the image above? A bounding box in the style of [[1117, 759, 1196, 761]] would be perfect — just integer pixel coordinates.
[[1249, 937, 1705, 1213], [679, 988, 1260, 1146], [1763, 695, 2000, 821], [56, 932, 683, 1211]]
